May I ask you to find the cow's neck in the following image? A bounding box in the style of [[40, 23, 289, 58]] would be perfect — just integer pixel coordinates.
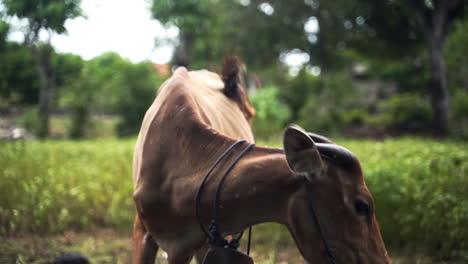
[[204, 144, 300, 234]]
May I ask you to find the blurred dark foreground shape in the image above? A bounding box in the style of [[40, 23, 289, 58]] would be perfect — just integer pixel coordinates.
[[203, 247, 254, 264], [53, 253, 90, 264]]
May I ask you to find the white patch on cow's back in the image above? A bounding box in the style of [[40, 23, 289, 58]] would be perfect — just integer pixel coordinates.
[[190, 70, 224, 90], [184, 70, 254, 142]]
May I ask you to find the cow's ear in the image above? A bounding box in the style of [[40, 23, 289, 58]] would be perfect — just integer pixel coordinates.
[[283, 125, 323, 181]]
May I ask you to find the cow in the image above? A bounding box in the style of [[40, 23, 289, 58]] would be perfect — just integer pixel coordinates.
[[132, 57, 390, 264]]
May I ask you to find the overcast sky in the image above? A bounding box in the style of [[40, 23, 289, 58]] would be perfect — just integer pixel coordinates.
[[6, 0, 177, 64]]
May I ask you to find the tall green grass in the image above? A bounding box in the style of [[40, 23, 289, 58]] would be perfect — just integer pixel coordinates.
[[0, 139, 135, 234], [0, 138, 467, 260], [344, 139, 468, 260]]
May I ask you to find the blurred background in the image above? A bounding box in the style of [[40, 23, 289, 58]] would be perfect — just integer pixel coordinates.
[[0, 0, 467, 263]]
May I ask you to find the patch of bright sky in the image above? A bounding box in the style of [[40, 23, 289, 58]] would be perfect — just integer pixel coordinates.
[[239, 0, 251, 7], [305, 16, 319, 44], [304, 16, 319, 33], [280, 49, 311, 77], [6, 0, 178, 64], [258, 2, 274, 16], [279, 17, 320, 77]]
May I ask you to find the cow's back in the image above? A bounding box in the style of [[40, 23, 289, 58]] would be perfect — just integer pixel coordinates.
[[133, 67, 254, 186]]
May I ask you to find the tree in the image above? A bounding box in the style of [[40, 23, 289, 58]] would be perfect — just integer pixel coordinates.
[[0, 19, 9, 50], [150, 0, 308, 70], [403, 0, 466, 134], [0, 42, 40, 106], [71, 52, 163, 137], [151, 0, 215, 67], [2, 0, 82, 137], [151, 0, 467, 136], [336, 0, 466, 135], [262, 0, 467, 134]]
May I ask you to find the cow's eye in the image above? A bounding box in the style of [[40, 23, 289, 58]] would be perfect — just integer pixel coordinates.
[[355, 201, 370, 216]]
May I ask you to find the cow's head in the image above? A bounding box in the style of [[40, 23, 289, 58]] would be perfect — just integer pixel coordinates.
[[283, 125, 390, 263]]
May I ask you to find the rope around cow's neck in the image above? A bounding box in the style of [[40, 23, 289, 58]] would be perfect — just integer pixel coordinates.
[[302, 176, 338, 264], [195, 139, 255, 253], [195, 139, 338, 263]]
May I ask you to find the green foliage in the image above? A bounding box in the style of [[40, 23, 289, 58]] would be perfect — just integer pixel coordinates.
[[342, 109, 370, 126], [250, 86, 291, 138], [0, 19, 9, 50], [68, 104, 91, 139], [150, 0, 310, 69], [112, 62, 161, 137], [0, 42, 39, 105], [2, 0, 82, 34], [57, 56, 93, 138], [280, 69, 321, 121], [297, 71, 358, 134], [53, 52, 85, 93], [16, 107, 41, 134], [446, 16, 468, 138], [452, 90, 468, 139], [0, 139, 135, 234], [57, 52, 163, 137], [83, 52, 130, 113], [378, 94, 432, 131], [343, 139, 468, 261], [446, 15, 468, 95], [1, 138, 467, 261]]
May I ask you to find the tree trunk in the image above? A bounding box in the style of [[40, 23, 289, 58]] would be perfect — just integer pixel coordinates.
[[406, 0, 454, 136], [429, 36, 450, 135], [30, 45, 56, 138], [173, 33, 193, 68], [427, 0, 451, 136]]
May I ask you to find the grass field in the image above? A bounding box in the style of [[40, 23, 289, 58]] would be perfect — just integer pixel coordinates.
[[0, 137, 467, 263]]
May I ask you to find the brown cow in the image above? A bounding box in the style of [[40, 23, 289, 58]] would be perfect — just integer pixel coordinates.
[[132, 57, 390, 264]]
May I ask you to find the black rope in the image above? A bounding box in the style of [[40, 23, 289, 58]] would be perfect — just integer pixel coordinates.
[[301, 176, 338, 264], [247, 225, 252, 255], [209, 143, 255, 249], [195, 140, 246, 240], [212, 143, 255, 226], [194, 140, 255, 254]]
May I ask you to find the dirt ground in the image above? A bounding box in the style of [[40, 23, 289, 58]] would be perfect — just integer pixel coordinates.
[[0, 229, 463, 264]]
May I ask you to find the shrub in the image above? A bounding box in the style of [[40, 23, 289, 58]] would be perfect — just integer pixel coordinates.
[[69, 105, 91, 139], [280, 69, 322, 121], [63, 77, 94, 139], [17, 107, 40, 134], [342, 109, 370, 126], [452, 90, 468, 139], [343, 139, 468, 261], [378, 93, 432, 131], [114, 62, 162, 137], [298, 72, 357, 134], [251, 86, 291, 139]]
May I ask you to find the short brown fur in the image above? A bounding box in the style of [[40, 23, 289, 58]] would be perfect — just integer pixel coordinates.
[[132, 60, 390, 264]]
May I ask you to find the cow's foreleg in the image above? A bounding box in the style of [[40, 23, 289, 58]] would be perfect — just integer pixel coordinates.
[[132, 214, 158, 264]]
